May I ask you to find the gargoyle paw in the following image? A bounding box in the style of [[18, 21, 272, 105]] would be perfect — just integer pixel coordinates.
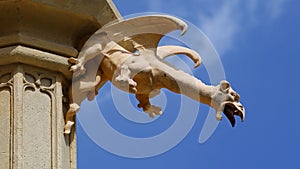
[[145, 105, 162, 118], [115, 75, 137, 92], [128, 79, 137, 87]]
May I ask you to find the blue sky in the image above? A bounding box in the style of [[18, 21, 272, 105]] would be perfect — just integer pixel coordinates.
[[77, 1, 300, 168]]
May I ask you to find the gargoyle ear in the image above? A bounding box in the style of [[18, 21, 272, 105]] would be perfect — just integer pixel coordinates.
[[220, 80, 230, 92]]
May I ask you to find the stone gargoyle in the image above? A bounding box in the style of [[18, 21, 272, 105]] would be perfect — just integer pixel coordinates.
[[64, 15, 245, 134]]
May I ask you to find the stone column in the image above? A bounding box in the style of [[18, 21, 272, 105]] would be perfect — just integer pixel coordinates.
[[0, 1, 120, 169]]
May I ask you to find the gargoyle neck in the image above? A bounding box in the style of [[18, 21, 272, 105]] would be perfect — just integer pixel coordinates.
[[161, 69, 215, 107], [179, 75, 215, 106]]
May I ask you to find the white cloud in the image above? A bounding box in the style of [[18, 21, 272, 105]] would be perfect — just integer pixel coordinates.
[[194, 0, 288, 56], [198, 1, 239, 55], [122, 0, 288, 56]]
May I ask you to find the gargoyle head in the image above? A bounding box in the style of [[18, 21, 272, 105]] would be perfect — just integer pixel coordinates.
[[211, 80, 245, 127]]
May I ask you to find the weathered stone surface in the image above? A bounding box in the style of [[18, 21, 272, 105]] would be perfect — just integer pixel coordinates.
[[0, 45, 71, 78], [0, 0, 120, 168], [0, 87, 11, 169], [23, 88, 51, 168], [0, 64, 74, 169]]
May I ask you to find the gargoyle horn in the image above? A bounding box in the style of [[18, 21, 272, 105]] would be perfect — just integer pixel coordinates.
[[157, 45, 201, 68], [94, 15, 188, 52]]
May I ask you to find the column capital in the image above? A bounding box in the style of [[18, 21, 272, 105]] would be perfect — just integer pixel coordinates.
[[0, 0, 121, 57]]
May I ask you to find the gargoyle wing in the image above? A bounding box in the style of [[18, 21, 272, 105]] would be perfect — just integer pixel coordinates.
[[94, 15, 188, 52]]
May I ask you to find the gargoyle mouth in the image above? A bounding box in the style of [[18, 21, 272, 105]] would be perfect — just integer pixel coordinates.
[[223, 102, 245, 127]]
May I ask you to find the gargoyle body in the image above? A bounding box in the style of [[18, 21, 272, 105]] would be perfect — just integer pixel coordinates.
[[64, 15, 245, 134], [99, 46, 244, 121]]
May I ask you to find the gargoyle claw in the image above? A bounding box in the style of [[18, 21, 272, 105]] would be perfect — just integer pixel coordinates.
[[69, 57, 86, 76], [68, 57, 79, 64], [115, 76, 137, 92], [115, 76, 137, 86], [64, 121, 75, 134]]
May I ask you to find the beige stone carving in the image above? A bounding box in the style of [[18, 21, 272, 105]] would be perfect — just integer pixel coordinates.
[[64, 15, 245, 134], [0, 0, 121, 168]]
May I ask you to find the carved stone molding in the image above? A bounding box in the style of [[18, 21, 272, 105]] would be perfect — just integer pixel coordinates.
[[0, 64, 75, 169], [0, 45, 71, 80], [0, 68, 13, 169]]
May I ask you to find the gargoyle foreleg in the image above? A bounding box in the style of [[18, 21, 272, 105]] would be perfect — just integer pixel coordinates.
[[157, 45, 201, 68], [115, 65, 137, 92], [64, 103, 80, 134], [79, 75, 101, 93], [69, 43, 104, 77], [136, 94, 162, 118], [64, 75, 102, 134]]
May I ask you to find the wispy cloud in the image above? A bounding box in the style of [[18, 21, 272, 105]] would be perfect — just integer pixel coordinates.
[[266, 0, 286, 19], [195, 0, 288, 55], [117, 0, 288, 56], [198, 1, 239, 55], [141, 0, 289, 56]]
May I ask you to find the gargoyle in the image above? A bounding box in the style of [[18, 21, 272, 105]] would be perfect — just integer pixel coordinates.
[[64, 15, 245, 134], [64, 43, 201, 133], [99, 44, 245, 123]]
